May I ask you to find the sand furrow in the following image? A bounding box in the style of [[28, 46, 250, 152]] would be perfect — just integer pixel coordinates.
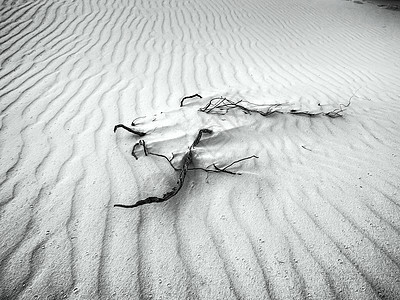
[[32, 5, 84, 54], [1, 37, 88, 116], [0, 183, 41, 255], [63, 155, 110, 297], [110, 6, 134, 66], [0, 183, 48, 297], [229, 182, 305, 299], [322, 183, 400, 266], [96, 151, 141, 298], [205, 206, 242, 299], [280, 202, 348, 299], [284, 190, 381, 299], [275, 192, 338, 299], [96, 154, 114, 298], [25, 3, 73, 51], [292, 188, 399, 299], [0, 18, 33, 45], [0, 0, 41, 35], [131, 207, 193, 299], [97, 8, 121, 63], [1, 237, 45, 297], [0, 1, 60, 66], [310, 184, 400, 270], [250, 115, 400, 298]]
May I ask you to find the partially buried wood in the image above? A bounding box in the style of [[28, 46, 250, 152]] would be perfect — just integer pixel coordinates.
[[180, 94, 353, 118], [197, 96, 352, 118], [114, 129, 212, 208], [113, 124, 146, 136], [180, 93, 202, 107]]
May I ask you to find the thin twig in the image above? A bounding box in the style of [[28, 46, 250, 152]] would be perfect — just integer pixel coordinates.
[[180, 94, 202, 107], [132, 138, 179, 169], [301, 145, 312, 151], [131, 141, 141, 159], [114, 124, 146, 136], [215, 155, 259, 172], [323, 95, 353, 118], [148, 151, 179, 171], [131, 140, 149, 159], [131, 116, 146, 126]]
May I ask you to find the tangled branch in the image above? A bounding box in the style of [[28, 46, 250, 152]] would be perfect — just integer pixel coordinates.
[[195, 95, 352, 118], [114, 129, 258, 208], [114, 92, 353, 208]]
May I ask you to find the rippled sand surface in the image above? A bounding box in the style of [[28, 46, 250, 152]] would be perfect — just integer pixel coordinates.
[[1, 0, 400, 299]]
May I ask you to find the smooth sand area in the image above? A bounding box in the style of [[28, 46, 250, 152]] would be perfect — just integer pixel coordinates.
[[1, 0, 400, 299]]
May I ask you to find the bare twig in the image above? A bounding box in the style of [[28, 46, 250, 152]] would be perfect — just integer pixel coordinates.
[[131, 141, 141, 159], [132, 138, 180, 170], [301, 145, 312, 151], [114, 124, 146, 136], [132, 140, 149, 159], [213, 155, 259, 173], [191, 128, 212, 148], [180, 94, 202, 107], [131, 116, 146, 126], [323, 96, 353, 118]]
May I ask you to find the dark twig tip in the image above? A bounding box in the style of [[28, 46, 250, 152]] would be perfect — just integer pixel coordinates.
[[180, 94, 203, 107], [113, 124, 146, 136]]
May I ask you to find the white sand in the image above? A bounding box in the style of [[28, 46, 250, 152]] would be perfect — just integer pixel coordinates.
[[1, 0, 400, 298]]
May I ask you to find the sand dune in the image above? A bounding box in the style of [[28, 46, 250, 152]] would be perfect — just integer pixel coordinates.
[[1, 0, 400, 299]]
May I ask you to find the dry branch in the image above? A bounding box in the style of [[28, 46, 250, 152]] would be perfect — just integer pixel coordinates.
[[114, 129, 212, 208], [195, 95, 352, 118], [180, 93, 202, 107], [210, 155, 259, 175], [114, 124, 146, 136], [114, 128, 258, 208], [180, 93, 353, 118], [114, 92, 353, 209], [131, 116, 146, 126]]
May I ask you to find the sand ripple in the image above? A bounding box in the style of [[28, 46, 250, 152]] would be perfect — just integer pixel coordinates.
[[1, 0, 400, 299]]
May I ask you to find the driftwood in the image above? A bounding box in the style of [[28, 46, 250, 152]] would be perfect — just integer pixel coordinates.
[[179, 93, 353, 118], [195, 96, 352, 118], [114, 148, 192, 208], [114, 128, 258, 208], [114, 92, 353, 208]]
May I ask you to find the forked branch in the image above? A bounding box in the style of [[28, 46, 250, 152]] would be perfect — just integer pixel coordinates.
[[114, 129, 258, 208], [114, 92, 353, 209], [114, 129, 212, 208]]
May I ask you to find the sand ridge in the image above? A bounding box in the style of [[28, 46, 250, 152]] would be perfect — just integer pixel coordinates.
[[1, 0, 400, 299]]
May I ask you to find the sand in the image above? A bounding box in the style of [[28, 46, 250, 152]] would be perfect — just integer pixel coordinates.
[[1, 0, 400, 299]]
